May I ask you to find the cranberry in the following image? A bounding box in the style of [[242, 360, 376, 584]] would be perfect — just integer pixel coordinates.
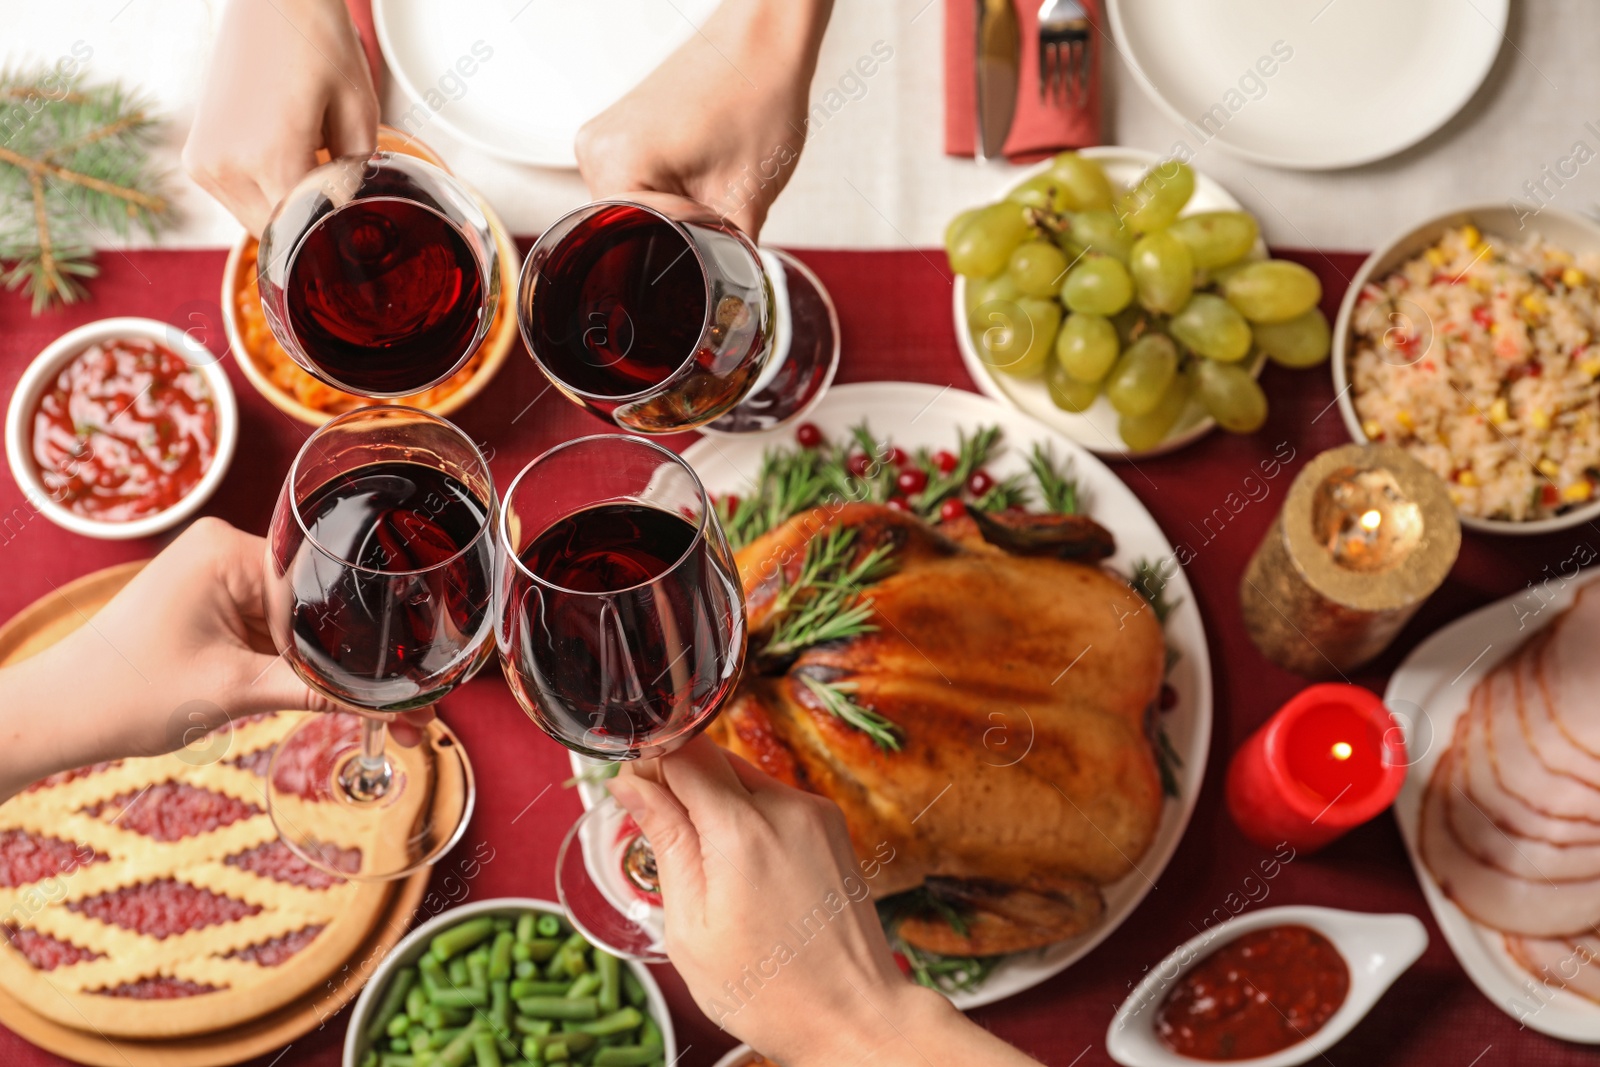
[[795, 422, 823, 449], [886, 496, 910, 513], [723, 494, 740, 516], [846, 453, 872, 478], [886, 446, 909, 468], [940, 498, 967, 522], [896, 468, 929, 495], [967, 469, 995, 496], [933, 450, 959, 474], [892, 951, 912, 976]]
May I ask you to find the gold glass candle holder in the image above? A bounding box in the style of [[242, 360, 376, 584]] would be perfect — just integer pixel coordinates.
[[1240, 443, 1460, 678]]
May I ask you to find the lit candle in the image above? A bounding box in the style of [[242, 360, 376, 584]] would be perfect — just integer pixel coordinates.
[[1239, 443, 1459, 678], [1225, 683, 1406, 852]]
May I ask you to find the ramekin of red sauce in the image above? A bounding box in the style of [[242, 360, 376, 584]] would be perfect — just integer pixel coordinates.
[[6, 318, 238, 540], [1105, 907, 1427, 1067]]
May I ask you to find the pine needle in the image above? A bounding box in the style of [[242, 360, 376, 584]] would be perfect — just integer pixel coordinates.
[[0, 70, 172, 312]]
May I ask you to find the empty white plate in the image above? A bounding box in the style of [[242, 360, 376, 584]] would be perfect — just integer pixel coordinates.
[[374, 0, 720, 168], [1107, 0, 1507, 170]]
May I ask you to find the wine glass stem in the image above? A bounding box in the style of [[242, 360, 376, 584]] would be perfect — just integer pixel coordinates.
[[339, 717, 395, 803], [622, 834, 659, 894]]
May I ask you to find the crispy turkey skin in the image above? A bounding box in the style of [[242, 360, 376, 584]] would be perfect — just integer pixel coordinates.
[[707, 502, 1167, 955]]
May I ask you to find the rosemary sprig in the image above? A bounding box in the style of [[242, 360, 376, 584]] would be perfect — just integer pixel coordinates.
[[719, 422, 896, 550], [908, 426, 1004, 520], [1156, 727, 1183, 798], [899, 941, 1001, 995], [971, 473, 1030, 513], [798, 675, 902, 751], [763, 528, 896, 660], [1028, 442, 1081, 515], [1130, 558, 1180, 623]]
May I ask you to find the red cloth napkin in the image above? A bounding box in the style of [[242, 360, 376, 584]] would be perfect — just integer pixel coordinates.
[[944, 0, 1102, 161]]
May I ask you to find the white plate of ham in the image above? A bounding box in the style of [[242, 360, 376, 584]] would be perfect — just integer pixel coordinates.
[[1391, 568, 1600, 1041]]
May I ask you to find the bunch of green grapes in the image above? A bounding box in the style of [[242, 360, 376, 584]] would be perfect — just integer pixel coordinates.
[[948, 152, 1333, 450]]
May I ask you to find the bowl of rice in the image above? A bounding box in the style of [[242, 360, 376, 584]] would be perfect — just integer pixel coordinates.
[[1333, 204, 1600, 534]]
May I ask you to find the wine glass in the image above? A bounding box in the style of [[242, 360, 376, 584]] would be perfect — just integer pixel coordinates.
[[516, 194, 839, 434], [496, 434, 745, 957], [256, 150, 500, 398], [264, 406, 496, 881]]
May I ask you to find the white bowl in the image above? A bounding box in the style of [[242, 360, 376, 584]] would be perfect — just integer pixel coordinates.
[[342, 897, 678, 1067], [1331, 203, 1600, 535], [1106, 906, 1426, 1067], [713, 1044, 762, 1067], [4, 316, 239, 541]]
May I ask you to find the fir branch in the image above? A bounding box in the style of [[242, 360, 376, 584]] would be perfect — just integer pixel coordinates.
[[798, 675, 902, 750], [1028, 442, 1081, 515]]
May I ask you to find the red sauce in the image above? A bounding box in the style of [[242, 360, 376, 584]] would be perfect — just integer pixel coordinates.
[[30, 338, 216, 522], [1156, 924, 1350, 1061]]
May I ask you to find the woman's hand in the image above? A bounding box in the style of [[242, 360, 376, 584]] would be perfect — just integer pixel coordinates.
[[575, 0, 833, 239], [184, 0, 378, 236], [609, 737, 1042, 1066], [0, 518, 429, 802]]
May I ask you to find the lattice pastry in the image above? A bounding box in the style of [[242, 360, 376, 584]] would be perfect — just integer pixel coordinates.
[[0, 712, 399, 1039]]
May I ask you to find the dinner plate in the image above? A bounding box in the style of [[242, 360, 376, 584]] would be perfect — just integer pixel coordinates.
[[573, 381, 1214, 1009], [373, 0, 719, 168], [1388, 567, 1600, 1043], [953, 147, 1266, 459], [1106, 0, 1506, 170]]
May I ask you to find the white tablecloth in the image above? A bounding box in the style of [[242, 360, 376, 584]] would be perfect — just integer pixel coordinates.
[[3, 0, 1596, 252]]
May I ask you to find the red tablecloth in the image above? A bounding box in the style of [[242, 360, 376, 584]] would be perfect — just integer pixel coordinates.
[[0, 244, 1592, 1067]]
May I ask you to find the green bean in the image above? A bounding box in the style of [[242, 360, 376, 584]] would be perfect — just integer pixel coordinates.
[[449, 957, 471, 987], [511, 980, 570, 999], [489, 931, 515, 981], [389, 1036, 410, 1053], [565, 973, 601, 1000], [536, 914, 561, 938], [468, 955, 490, 991], [387, 1013, 413, 1039], [515, 995, 599, 1020], [564, 1009, 643, 1037], [379, 1055, 416, 1067], [430, 986, 489, 1010], [424, 1005, 471, 1030], [543, 1041, 569, 1063], [430, 1027, 465, 1050], [419, 955, 450, 998], [516, 913, 537, 944], [514, 959, 536, 979], [432, 917, 498, 962], [368, 969, 418, 1042], [435, 1020, 484, 1067], [360, 1051, 380, 1067], [490, 980, 511, 1033], [639, 1018, 662, 1053], [595, 1047, 663, 1067], [513, 1017, 553, 1037], [523, 939, 560, 963], [471, 1031, 503, 1067], [595, 953, 620, 1015], [409, 1031, 432, 1057], [621, 969, 645, 1009], [406, 984, 430, 1021]]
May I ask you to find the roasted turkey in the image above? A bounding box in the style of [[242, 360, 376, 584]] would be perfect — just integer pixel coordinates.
[[707, 502, 1167, 956]]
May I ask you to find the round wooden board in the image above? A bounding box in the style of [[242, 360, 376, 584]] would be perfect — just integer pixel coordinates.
[[0, 563, 431, 1066]]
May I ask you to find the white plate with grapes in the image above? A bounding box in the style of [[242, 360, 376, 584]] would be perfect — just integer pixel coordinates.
[[950, 147, 1332, 458], [571, 381, 1212, 1010]]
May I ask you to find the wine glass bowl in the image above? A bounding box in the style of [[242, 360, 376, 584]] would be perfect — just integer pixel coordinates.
[[256, 151, 500, 398], [264, 406, 493, 881], [517, 196, 772, 433], [496, 433, 745, 759]]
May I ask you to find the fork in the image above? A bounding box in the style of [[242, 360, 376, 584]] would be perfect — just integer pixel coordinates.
[[1037, 0, 1091, 107]]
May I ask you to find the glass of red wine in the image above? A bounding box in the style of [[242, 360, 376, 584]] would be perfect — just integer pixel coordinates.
[[256, 150, 499, 398], [497, 434, 745, 957], [517, 193, 839, 434], [265, 406, 495, 880]]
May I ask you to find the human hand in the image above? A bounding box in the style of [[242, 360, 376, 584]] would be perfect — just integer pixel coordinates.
[[575, 0, 833, 239], [0, 518, 431, 801], [607, 736, 946, 1065], [184, 0, 378, 236]]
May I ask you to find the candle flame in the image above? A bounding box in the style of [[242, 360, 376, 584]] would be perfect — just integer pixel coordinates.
[[1359, 509, 1382, 532], [1331, 741, 1354, 761]]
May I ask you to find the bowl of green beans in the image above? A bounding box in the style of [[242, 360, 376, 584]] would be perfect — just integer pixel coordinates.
[[344, 898, 677, 1067]]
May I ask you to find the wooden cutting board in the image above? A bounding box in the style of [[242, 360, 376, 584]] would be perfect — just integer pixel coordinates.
[[0, 562, 430, 1066]]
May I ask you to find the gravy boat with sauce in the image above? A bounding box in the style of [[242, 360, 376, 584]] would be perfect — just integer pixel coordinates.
[[1107, 905, 1427, 1067]]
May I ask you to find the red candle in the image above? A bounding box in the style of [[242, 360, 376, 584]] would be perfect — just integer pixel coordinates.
[[1225, 683, 1406, 852]]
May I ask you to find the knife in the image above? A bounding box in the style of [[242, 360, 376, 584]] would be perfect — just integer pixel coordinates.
[[975, 0, 1020, 162]]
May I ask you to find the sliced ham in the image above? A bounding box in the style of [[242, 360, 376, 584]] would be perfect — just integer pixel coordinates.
[[1541, 583, 1600, 759], [1482, 659, 1600, 824], [1459, 686, 1600, 846], [1419, 747, 1600, 936], [1445, 747, 1600, 882], [1519, 631, 1600, 789], [1503, 934, 1600, 1005]]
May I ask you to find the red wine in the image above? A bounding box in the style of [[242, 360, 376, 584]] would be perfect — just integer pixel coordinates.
[[286, 198, 485, 396], [527, 205, 705, 396], [273, 461, 493, 711], [502, 502, 742, 758]]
